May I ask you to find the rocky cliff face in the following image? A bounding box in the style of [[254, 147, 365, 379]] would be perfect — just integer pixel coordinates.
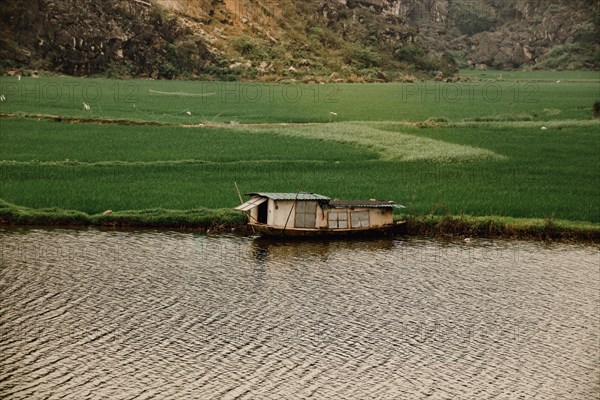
[[0, 0, 597, 80], [335, 0, 598, 68], [397, 0, 599, 69], [0, 0, 216, 78]]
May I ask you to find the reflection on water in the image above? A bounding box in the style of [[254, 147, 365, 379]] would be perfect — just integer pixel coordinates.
[[1, 228, 598, 399], [249, 237, 395, 262]]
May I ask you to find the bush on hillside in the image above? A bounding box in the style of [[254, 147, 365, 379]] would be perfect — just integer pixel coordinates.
[[450, 0, 496, 35], [345, 45, 380, 68]]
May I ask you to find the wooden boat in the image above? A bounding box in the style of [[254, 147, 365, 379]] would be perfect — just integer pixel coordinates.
[[249, 221, 407, 238], [235, 192, 406, 238]]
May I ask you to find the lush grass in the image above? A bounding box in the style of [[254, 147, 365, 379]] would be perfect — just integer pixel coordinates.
[[1, 72, 599, 235], [459, 69, 600, 82], [0, 199, 245, 230], [406, 214, 600, 241], [243, 122, 505, 161], [1, 74, 598, 124], [1, 119, 598, 222], [0, 119, 375, 162]]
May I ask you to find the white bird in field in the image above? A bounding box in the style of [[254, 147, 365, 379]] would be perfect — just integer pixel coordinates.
[[556, 80, 560, 83], [186, 111, 192, 116], [0, 95, 6, 102], [18, 75, 21, 81], [83, 103, 91, 111], [541, 126, 547, 130], [329, 112, 338, 116]]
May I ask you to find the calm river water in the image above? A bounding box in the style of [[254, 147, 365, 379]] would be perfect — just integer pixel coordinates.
[[0, 228, 598, 400]]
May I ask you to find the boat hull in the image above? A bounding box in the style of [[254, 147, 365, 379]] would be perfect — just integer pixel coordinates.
[[249, 221, 407, 238]]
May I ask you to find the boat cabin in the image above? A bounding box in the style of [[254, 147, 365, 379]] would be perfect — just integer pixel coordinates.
[[235, 192, 404, 233]]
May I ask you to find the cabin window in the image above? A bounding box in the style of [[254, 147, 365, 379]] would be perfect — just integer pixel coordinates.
[[328, 211, 348, 229], [294, 201, 317, 228], [351, 211, 370, 228]]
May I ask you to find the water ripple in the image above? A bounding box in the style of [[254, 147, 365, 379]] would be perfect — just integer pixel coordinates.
[[1, 229, 598, 399]]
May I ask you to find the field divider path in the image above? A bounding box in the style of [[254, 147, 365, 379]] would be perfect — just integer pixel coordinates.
[[0, 159, 333, 167], [3, 112, 597, 130], [0, 112, 329, 128]]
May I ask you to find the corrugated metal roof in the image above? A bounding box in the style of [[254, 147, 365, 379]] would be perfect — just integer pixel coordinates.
[[235, 196, 268, 211], [329, 200, 405, 209], [245, 192, 330, 201]]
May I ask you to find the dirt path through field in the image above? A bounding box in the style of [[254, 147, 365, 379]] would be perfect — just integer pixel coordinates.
[[0, 112, 349, 128]]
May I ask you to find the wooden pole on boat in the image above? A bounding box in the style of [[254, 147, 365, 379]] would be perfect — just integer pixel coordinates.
[[283, 178, 303, 233], [234, 182, 256, 233], [234, 182, 244, 204]]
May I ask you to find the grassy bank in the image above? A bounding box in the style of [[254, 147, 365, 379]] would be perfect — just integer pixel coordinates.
[[2, 200, 598, 241], [406, 214, 600, 241], [0, 199, 246, 231]]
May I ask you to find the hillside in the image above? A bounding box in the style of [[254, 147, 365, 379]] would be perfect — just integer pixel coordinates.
[[0, 0, 598, 81], [408, 0, 600, 70]]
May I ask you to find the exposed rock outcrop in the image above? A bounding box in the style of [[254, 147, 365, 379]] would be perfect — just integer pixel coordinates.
[[395, 0, 599, 69], [0, 0, 218, 78], [0, 0, 597, 79]]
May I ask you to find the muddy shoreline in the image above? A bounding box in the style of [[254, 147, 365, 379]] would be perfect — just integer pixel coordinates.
[[2, 212, 598, 242]]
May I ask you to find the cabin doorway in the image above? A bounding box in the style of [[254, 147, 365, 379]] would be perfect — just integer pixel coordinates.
[[294, 201, 317, 228], [257, 201, 268, 224]]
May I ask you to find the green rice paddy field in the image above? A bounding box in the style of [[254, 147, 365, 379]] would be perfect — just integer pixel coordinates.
[[0, 71, 599, 236]]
